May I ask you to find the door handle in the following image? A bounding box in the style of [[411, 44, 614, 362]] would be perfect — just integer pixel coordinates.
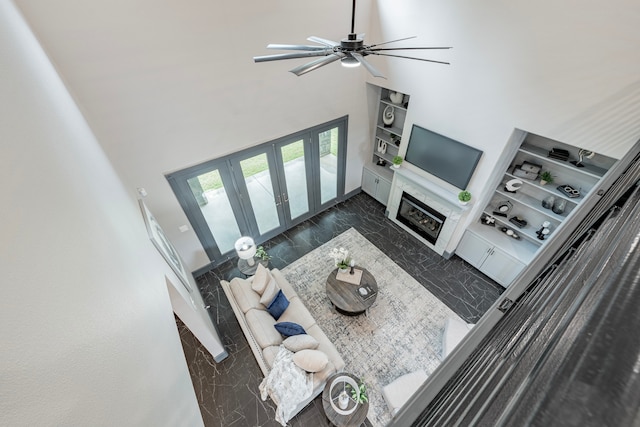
[[282, 193, 289, 203], [275, 195, 281, 206]]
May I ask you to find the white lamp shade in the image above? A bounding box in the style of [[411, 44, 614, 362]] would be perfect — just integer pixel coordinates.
[[235, 236, 256, 261]]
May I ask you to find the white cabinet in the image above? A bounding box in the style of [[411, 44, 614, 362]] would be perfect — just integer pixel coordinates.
[[457, 230, 525, 287], [362, 166, 392, 206]]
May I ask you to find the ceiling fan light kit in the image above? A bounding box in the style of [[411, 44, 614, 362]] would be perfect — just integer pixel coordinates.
[[253, 0, 451, 78]]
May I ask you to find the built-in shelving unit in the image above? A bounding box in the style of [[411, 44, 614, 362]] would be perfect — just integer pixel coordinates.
[[458, 131, 617, 287], [362, 85, 410, 206]]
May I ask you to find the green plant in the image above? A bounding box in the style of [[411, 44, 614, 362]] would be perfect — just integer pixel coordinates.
[[540, 171, 554, 183], [347, 382, 368, 404], [255, 246, 270, 261], [458, 190, 472, 202], [392, 156, 403, 166]]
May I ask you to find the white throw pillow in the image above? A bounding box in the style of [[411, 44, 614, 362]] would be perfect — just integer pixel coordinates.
[[259, 277, 280, 307], [251, 263, 271, 295], [292, 349, 328, 373], [283, 335, 320, 352]]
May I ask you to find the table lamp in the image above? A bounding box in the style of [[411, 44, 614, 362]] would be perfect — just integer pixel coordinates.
[[235, 236, 256, 266]]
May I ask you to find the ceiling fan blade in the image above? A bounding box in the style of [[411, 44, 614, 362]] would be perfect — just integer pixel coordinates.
[[290, 54, 343, 76], [351, 53, 386, 79], [369, 46, 452, 51], [368, 51, 450, 65], [366, 36, 417, 48], [307, 36, 340, 47], [253, 51, 331, 63], [267, 44, 329, 51]]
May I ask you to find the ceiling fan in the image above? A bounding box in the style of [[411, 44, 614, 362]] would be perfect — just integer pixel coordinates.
[[253, 0, 451, 78]]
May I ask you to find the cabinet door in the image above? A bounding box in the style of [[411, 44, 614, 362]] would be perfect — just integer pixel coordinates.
[[375, 176, 392, 205], [482, 247, 525, 287], [361, 168, 378, 197], [456, 231, 492, 268]]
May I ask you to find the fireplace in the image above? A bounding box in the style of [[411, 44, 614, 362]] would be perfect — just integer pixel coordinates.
[[396, 192, 447, 245]]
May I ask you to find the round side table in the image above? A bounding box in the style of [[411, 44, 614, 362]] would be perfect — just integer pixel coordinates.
[[237, 258, 268, 276], [322, 372, 369, 427]]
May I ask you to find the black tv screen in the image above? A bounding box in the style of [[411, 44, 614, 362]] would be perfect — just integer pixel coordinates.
[[405, 125, 482, 190]]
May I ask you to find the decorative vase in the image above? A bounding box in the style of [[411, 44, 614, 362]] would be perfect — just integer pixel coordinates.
[[392, 164, 400, 169], [382, 105, 395, 127], [377, 139, 387, 154], [540, 179, 548, 185], [389, 91, 404, 105], [542, 195, 555, 210], [338, 267, 349, 274], [459, 200, 469, 206], [338, 391, 350, 410], [552, 199, 567, 215]]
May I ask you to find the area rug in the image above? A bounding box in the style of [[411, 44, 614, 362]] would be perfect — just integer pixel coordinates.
[[281, 228, 463, 427]]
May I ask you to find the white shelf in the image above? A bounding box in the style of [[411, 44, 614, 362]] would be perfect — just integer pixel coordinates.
[[519, 144, 608, 178]]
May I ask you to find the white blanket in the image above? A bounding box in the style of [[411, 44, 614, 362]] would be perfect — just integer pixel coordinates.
[[259, 346, 313, 426]]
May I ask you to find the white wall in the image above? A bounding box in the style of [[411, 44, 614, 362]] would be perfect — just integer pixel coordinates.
[[0, 2, 203, 425], [367, 0, 640, 253], [13, 0, 640, 268]]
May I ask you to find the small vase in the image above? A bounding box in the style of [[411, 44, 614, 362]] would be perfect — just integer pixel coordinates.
[[459, 200, 469, 206], [542, 195, 555, 210], [392, 164, 400, 169], [338, 267, 349, 274], [338, 391, 350, 409], [540, 179, 548, 185], [389, 91, 404, 105]]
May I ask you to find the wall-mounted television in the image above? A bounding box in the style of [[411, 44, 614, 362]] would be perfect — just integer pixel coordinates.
[[405, 125, 483, 190]]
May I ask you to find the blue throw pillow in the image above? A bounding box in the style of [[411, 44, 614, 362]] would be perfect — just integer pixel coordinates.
[[275, 321, 306, 337], [266, 290, 289, 320]]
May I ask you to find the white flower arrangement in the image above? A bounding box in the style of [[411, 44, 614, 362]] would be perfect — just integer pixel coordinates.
[[330, 247, 351, 269]]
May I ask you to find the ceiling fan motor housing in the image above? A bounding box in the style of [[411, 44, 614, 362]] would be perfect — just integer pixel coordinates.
[[340, 33, 363, 51]]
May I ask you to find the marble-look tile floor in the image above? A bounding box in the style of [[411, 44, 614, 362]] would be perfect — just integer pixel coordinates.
[[179, 192, 504, 426]]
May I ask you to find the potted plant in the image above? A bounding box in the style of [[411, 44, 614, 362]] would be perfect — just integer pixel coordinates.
[[539, 171, 554, 185], [330, 247, 351, 273], [347, 381, 368, 404], [458, 190, 472, 205], [392, 156, 403, 169], [255, 245, 270, 261]]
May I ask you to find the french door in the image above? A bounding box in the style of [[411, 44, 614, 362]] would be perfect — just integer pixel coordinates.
[[167, 117, 347, 264]]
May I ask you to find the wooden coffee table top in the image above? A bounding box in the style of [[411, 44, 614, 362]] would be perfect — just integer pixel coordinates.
[[326, 267, 377, 315], [322, 372, 369, 427]]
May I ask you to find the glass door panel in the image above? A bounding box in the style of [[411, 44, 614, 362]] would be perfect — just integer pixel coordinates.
[[279, 139, 310, 220], [239, 153, 281, 235], [187, 170, 241, 254], [319, 127, 339, 204]]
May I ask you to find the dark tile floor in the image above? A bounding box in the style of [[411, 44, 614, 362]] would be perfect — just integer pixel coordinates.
[[179, 192, 503, 426]]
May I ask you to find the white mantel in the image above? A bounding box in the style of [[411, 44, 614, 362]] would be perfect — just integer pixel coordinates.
[[387, 168, 469, 257]]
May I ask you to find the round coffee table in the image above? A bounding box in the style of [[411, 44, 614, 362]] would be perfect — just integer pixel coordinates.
[[326, 267, 378, 316], [322, 372, 369, 427]]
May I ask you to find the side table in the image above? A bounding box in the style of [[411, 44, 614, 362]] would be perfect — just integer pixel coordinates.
[[322, 372, 369, 427], [237, 258, 268, 276]]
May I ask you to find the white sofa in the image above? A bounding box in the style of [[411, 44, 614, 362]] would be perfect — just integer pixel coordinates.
[[221, 267, 345, 418]]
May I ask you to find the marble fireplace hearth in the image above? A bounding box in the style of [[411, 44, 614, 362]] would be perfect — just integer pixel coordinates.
[[387, 167, 470, 258]]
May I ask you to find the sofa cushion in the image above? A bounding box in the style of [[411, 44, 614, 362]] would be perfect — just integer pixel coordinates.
[[262, 345, 280, 369], [442, 317, 474, 359], [306, 324, 345, 372], [278, 297, 317, 331], [283, 334, 319, 352], [266, 290, 289, 320], [274, 321, 306, 337], [246, 308, 283, 349], [382, 369, 429, 416], [229, 277, 262, 314], [292, 349, 328, 373], [251, 263, 272, 295], [260, 277, 281, 307], [269, 269, 298, 301]]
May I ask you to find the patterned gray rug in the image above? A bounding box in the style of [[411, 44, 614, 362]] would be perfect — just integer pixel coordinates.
[[281, 228, 463, 427]]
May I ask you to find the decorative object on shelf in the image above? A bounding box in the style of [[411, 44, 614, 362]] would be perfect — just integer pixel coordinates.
[[512, 163, 541, 180], [548, 147, 570, 161], [390, 133, 401, 146], [329, 375, 360, 416], [235, 236, 257, 266], [382, 105, 395, 127], [349, 259, 356, 275], [255, 245, 271, 261], [539, 171, 554, 185], [571, 149, 595, 168], [504, 178, 523, 193], [377, 138, 387, 154], [481, 214, 496, 226], [392, 156, 403, 169], [536, 221, 552, 240], [501, 227, 520, 239], [330, 247, 351, 273], [458, 190, 472, 205], [389, 91, 404, 105], [557, 185, 581, 198], [552, 198, 567, 215], [542, 195, 556, 210], [493, 200, 513, 217], [376, 158, 387, 167], [509, 216, 528, 228]]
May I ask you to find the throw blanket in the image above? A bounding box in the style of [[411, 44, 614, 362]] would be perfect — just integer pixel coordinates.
[[259, 346, 313, 426]]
